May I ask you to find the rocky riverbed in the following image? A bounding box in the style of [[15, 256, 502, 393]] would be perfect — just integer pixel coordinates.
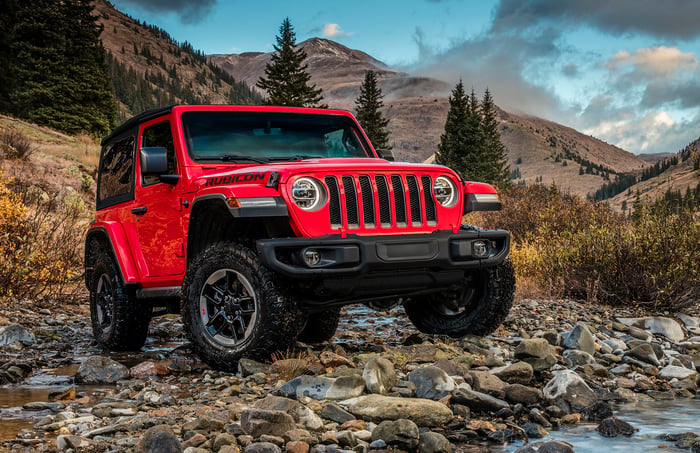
[[1, 298, 700, 453]]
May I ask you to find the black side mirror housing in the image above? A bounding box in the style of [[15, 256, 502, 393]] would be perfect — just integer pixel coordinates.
[[140, 147, 178, 185], [376, 149, 395, 162]]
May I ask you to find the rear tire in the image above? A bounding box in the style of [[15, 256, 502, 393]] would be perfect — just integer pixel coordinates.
[[298, 308, 341, 343], [403, 259, 515, 337], [181, 242, 304, 371], [89, 249, 151, 351]]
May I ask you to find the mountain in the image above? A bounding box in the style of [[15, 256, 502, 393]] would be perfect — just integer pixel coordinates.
[[93, 0, 261, 121], [209, 37, 648, 197]]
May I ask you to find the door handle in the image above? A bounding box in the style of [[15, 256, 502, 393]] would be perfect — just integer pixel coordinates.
[[131, 206, 147, 215]]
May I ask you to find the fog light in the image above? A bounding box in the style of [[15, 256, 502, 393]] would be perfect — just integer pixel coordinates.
[[303, 249, 321, 267], [472, 240, 490, 258]]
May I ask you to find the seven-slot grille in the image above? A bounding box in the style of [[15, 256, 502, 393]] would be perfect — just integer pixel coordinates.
[[324, 174, 439, 230]]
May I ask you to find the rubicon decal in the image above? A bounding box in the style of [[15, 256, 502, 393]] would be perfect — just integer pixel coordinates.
[[204, 172, 267, 187]]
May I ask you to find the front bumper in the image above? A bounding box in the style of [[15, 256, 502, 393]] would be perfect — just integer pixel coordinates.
[[257, 227, 510, 278]]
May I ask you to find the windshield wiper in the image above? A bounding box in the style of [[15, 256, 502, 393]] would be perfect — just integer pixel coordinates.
[[267, 155, 314, 162], [203, 154, 269, 163]]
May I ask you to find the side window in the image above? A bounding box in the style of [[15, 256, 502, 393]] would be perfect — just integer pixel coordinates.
[[141, 121, 176, 186], [97, 136, 135, 209]]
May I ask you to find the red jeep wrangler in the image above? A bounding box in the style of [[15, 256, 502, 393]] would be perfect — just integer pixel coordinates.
[[85, 105, 514, 371]]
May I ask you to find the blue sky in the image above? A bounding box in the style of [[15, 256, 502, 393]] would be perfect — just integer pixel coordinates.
[[110, 0, 700, 155]]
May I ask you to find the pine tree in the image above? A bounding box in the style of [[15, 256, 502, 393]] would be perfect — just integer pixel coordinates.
[[256, 18, 325, 108], [436, 80, 468, 171], [3, 0, 117, 136], [480, 88, 510, 187], [354, 70, 391, 150]]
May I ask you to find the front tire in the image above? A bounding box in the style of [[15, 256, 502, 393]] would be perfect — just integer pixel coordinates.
[[89, 249, 151, 351], [403, 259, 515, 337], [181, 242, 303, 371]]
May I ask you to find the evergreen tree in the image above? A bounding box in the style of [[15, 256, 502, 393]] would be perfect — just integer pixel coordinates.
[[480, 88, 510, 187], [256, 18, 325, 108], [436, 80, 468, 170], [2, 0, 117, 136], [354, 70, 391, 150]]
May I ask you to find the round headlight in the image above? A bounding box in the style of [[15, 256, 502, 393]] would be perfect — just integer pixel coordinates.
[[433, 176, 457, 207], [291, 177, 325, 211]]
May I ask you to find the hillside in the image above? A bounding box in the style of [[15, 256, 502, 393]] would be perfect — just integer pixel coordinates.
[[93, 0, 260, 121], [210, 38, 648, 197]]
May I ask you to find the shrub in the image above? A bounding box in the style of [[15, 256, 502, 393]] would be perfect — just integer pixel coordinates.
[[0, 127, 37, 160], [0, 171, 86, 301], [473, 184, 700, 310]]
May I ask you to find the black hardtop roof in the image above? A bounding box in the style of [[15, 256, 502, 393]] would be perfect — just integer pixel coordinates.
[[101, 105, 175, 146]]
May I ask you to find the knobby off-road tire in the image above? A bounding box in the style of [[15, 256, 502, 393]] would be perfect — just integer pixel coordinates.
[[297, 308, 341, 343], [181, 242, 304, 371], [89, 249, 151, 351], [403, 259, 515, 338]]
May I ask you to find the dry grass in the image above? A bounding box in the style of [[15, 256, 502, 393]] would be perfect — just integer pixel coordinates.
[[270, 349, 314, 381]]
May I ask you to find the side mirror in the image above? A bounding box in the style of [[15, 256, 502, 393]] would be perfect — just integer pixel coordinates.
[[376, 149, 395, 162], [140, 147, 178, 185]]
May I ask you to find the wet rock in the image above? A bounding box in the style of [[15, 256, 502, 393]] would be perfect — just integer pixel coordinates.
[[344, 394, 453, 427], [254, 395, 323, 431], [451, 388, 510, 412], [514, 440, 575, 452], [543, 370, 598, 414], [408, 366, 456, 400], [240, 408, 296, 438], [521, 422, 549, 439], [658, 365, 698, 381], [624, 343, 660, 366], [492, 361, 533, 385], [417, 431, 451, 453], [562, 322, 595, 355], [76, 355, 129, 384], [504, 384, 543, 405], [362, 356, 396, 395], [0, 324, 36, 346], [137, 425, 182, 453], [596, 417, 637, 437], [371, 419, 420, 451]]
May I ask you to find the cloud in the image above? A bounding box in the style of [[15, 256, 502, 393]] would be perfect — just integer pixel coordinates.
[[322, 24, 354, 39], [607, 46, 698, 79], [491, 0, 700, 40], [117, 0, 217, 24], [584, 111, 687, 154]]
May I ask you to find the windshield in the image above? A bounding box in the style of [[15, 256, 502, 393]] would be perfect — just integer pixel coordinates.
[[181, 111, 372, 163]]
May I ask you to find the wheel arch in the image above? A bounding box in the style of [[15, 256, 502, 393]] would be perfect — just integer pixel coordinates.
[[186, 195, 293, 266]]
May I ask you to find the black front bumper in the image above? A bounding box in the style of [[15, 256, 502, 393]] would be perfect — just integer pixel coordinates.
[[257, 228, 510, 278]]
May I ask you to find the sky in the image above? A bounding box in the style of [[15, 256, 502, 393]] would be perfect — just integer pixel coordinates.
[[109, 0, 700, 155]]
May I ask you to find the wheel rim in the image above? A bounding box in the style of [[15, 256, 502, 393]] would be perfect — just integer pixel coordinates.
[[198, 268, 258, 347], [95, 274, 114, 333]]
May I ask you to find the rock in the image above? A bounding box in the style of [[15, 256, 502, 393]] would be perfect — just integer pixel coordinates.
[[624, 343, 660, 366], [239, 359, 272, 377], [562, 349, 596, 366], [0, 324, 36, 346], [514, 440, 575, 452], [658, 365, 698, 381], [543, 370, 598, 414], [562, 322, 596, 355], [56, 435, 93, 450], [320, 402, 355, 424], [254, 395, 323, 431], [319, 351, 354, 368], [450, 388, 510, 412], [182, 412, 227, 432], [240, 408, 296, 438], [492, 362, 534, 385], [213, 433, 238, 451], [408, 366, 456, 400], [432, 358, 468, 377], [293, 375, 365, 400], [514, 339, 557, 371], [504, 384, 543, 405], [362, 356, 397, 395], [137, 425, 182, 453], [92, 402, 138, 418], [344, 394, 453, 427], [596, 417, 637, 437], [617, 316, 685, 342], [469, 370, 505, 396], [627, 325, 653, 341], [244, 442, 282, 453], [392, 344, 461, 363], [130, 360, 171, 379], [521, 423, 549, 439], [417, 431, 451, 453], [371, 419, 420, 451], [76, 355, 129, 384]]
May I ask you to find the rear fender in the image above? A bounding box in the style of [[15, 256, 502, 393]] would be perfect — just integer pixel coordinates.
[[85, 223, 140, 286]]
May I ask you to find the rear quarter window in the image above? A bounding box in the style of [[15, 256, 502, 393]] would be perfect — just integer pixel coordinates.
[[97, 136, 135, 209]]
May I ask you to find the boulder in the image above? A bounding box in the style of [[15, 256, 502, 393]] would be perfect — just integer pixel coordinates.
[[562, 322, 596, 355], [492, 361, 534, 385], [371, 419, 420, 451], [408, 366, 456, 400], [362, 356, 397, 395], [76, 356, 129, 384], [543, 370, 597, 414], [0, 324, 36, 346], [343, 394, 453, 427], [240, 408, 296, 438]]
